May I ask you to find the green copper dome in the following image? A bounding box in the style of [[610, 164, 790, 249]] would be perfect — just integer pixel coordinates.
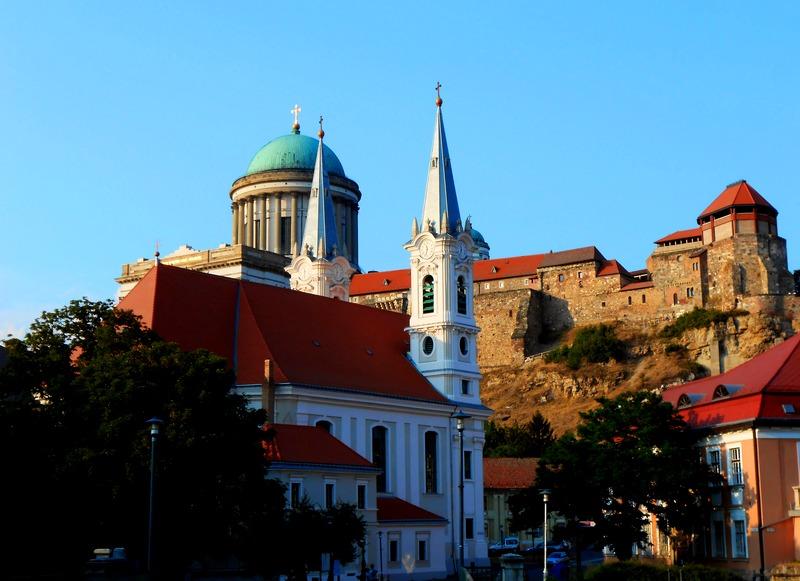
[[246, 132, 346, 177]]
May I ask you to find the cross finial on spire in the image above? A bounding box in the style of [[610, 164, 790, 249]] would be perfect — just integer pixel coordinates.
[[435, 82, 443, 107], [154, 240, 160, 264], [318, 115, 324, 139], [290, 104, 301, 133]]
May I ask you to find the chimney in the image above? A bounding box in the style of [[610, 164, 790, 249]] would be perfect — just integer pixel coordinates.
[[262, 359, 276, 421]]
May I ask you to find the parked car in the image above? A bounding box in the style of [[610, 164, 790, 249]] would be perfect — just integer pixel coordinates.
[[489, 536, 520, 554], [546, 551, 569, 566], [527, 540, 569, 553]]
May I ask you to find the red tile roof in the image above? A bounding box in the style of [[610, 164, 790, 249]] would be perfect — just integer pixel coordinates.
[[118, 264, 448, 403], [596, 259, 631, 278], [350, 269, 411, 295], [654, 227, 703, 245], [483, 457, 539, 489], [538, 246, 604, 269], [620, 280, 655, 291], [698, 181, 777, 219], [472, 254, 544, 282], [262, 424, 375, 468], [349, 255, 545, 296], [377, 496, 446, 523], [662, 333, 800, 428]]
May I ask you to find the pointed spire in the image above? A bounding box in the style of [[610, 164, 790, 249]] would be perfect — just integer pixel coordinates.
[[421, 83, 461, 234], [301, 116, 339, 259]]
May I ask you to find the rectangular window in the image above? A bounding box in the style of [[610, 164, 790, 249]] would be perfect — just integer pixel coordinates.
[[642, 294, 646, 304], [290, 480, 303, 508], [416, 533, 430, 563], [280, 216, 291, 254], [424, 431, 438, 494], [729, 447, 743, 485], [687, 287, 695, 298], [357, 482, 367, 510], [461, 379, 470, 395], [465, 517, 474, 540], [464, 450, 473, 480], [707, 449, 721, 485], [693, 262, 699, 271], [499, 280, 505, 289], [388, 533, 400, 564], [733, 519, 747, 558], [558, 273, 565, 282], [325, 481, 336, 508], [712, 518, 726, 558], [578, 271, 584, 279]]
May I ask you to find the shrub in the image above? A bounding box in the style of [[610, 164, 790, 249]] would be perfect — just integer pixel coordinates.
[[661, 308, 749, 339], [586, 561, 742, 581], [544, 324, 626, 370], [665, 343, 685, 354]]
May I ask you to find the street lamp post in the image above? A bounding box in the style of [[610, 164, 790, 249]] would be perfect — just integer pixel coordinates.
[[145, 417, 163, 577], [453, 409, 471, 571], [541, 489, 551, 580], [377, 531, 384, 581]]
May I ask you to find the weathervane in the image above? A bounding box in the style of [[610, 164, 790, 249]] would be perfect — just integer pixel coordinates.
[[290, 104, 302, 131]]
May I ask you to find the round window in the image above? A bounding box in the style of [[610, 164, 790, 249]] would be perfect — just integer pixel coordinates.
[[422, 336, 434, 355], [459, 336, 468, 355]]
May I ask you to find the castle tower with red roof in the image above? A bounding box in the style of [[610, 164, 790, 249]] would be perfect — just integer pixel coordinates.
[[285, 118, 356, 299], [404, 88, 482, 406]]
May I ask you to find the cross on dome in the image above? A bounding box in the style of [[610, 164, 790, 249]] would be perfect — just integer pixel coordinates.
[[290, 104, 302, 132]]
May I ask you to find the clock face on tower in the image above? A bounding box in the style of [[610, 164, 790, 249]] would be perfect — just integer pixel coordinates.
[[420, 240, 434, 260], [456, 241, 469, 261]]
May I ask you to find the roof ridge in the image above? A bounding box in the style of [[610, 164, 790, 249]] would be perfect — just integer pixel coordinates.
[[760, 334, 800, 394]]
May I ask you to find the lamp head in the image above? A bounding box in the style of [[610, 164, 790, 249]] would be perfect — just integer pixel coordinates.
[[452, 409, 471, 431], [146, 417, 164, 436], [540, 488, 551, 503]]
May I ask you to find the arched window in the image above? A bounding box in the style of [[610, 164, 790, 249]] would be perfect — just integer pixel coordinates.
[[457, 276, 467, 315], [316, 420, 332, 434], [424, 431, 438, 493], [372, 426, 388, 493], [673, 293, 678, 305], [422, 275, 435, 314]]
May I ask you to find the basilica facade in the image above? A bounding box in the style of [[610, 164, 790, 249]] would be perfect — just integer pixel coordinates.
[[118, 94, 491, 578]]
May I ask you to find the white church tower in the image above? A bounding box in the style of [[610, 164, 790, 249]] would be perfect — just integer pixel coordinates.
[[405, 87, 482, 406], [286, 117, 356, 299]]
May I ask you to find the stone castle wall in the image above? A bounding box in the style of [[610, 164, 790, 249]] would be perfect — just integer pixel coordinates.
[[474, 288, 541, 368]]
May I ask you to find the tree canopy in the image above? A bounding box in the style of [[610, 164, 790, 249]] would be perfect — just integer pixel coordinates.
[[510, 391, 714, 563], [0, 298, 365, 577], [485, 412, 556, 458]]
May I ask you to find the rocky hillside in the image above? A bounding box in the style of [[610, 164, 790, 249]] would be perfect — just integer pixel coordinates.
[[480, 312, 797, 436]]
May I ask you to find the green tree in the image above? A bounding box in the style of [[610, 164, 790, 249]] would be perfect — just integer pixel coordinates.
[[0, 299, 286, 577], [485, 412, 556, 457], [510, 391, 714, 569]]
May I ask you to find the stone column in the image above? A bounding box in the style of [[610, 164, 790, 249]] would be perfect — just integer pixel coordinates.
[[247, 198, 256, 247], [231, 203, 239, 244], [347, 203, 354, 260], [237, 200, 246, 246], [259, 195, 268, 250], [273, 193, 283, 253], [334, 200, 342, 251], [290, 192, 298, 256]]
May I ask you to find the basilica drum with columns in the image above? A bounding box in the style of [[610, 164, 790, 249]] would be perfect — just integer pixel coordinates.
[[229, 110, 361, 265]]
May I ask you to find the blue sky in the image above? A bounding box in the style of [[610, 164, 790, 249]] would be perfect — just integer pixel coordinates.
[[1, 2, 798, 336]]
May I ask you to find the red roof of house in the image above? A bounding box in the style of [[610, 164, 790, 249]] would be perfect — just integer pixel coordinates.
[[662, 333, 800, 428], [377, 496, 446, 523], [262, 424, 374, 468], [698, 181, 777, 219], [654, 227, 703, 245], [349, 255, 544, 296], [538, 246, 605, 269], [483, 457, 539, 489], [620, 280, 655, 291], [350, 268, 411, 295], [118, 264, 448, 403], [596, 259, 631, 278]]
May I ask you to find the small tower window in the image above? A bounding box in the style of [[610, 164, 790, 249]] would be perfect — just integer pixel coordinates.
[[642, 294, 646, 304], [461, 379, 470, 395], [316, 420, 333, 434], [422, 275, 435, 314], [422, 336, 434, 355], [459, 336, 468, 355], [673, 293, 679, 305], [457, 276, 467, 314], [628, 296, 632, 305]]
